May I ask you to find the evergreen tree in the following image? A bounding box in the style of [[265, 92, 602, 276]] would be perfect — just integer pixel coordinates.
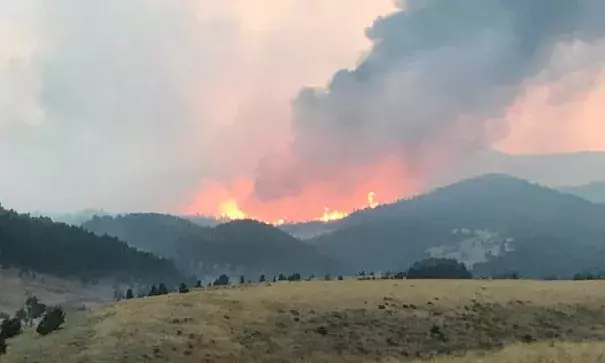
[[0, 335, 6, 355], [148, 284, 158, 296], [178, 283, 189, 293], [407, 258, 472, 279], [195, 280, 202, 288], [36, 307, 65, 336], [324, 274, 332, 281], [337, 275, 344, 281], [158, 283, 169, 295], [239, 275, 245, 284], [272, 276, 277, 282], [0, 317, 22, 339], [126, 289, 134, 299], [24, 295, 46, 326], [213, 274, 230, 286], [278, 273, 286, 281], [288, 273, 301, 281]]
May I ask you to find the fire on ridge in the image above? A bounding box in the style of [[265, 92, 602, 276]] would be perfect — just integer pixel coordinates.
[[216, 191, 380, 225]]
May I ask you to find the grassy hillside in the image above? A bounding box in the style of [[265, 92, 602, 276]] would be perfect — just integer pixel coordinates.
[[6, 279, 605, 362]]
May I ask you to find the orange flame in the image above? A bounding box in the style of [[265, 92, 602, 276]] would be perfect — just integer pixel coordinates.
[[218, 199, 247, 220]]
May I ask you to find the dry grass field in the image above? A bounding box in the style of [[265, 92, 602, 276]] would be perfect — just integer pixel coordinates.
[[5, 279, 605, 362], [0, 269, 116, 313]]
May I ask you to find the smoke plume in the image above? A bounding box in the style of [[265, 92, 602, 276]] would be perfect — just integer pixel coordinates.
[[250, 0, 605, 213]]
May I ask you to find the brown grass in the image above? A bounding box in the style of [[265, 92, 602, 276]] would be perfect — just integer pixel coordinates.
[[5, 279, 605, 362], [0, 269, 117, 313]]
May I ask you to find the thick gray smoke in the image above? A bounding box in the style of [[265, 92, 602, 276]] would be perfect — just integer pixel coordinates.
[[253, 0, 605, 201]]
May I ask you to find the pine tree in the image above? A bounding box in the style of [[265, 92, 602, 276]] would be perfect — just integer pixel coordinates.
[[148, 284, 158, 296], [213, 274, 229, 286], [0, 317, 22, 339], [126, 289, 134, 299], [239, 275, 245, 284], [259, 274, 266, 283], [195, 280, 202, 288], [178, 283, 189, 293], [36, 307, 65, 336], [158, 283, 169, 295]]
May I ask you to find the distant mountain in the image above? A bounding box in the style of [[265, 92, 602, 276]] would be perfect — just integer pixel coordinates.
[[0, 206, 183, 284], [433, 150, 605, 189], [312, 174, 605, 278], [560, 181, 605, 204], [83, 213, 204, 256], [83, 215, 346, 278], [31, 209, 110, 226], [278, 221, 340, 240]]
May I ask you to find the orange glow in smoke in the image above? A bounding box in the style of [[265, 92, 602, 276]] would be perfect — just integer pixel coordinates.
[[185, 157, 420, 224]]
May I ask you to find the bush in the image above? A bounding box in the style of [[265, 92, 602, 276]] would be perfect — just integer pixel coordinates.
[[278, 273, 287, 281], [25, 295, 46, 323], [337, 275, 344, 281], [259, 274, 266, 283], [126, 289, 134, 299], [36, 306, 65, 336], [213, 274, 230, 286], [178, 283, 189, 293], [0, 317, 22, 339], [195, 280, 202, 288], [148, 284, 158, 296], [157, 283, 169, 295], [324, 274, 332, 281], [288, 273, 301, 282], [407, 258, 472, 279], [239, 275, 245, 284]]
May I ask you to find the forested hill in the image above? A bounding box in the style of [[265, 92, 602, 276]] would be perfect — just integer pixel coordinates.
[[0, 206, 184, 284]]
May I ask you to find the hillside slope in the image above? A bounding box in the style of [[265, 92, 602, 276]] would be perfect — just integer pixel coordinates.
[[84, 216, 346, 277], [560, 181, 605, 204], [172, 219, 346, 277], [0, 206, 183, 284], [6, 280, 605, 362], [313, 174, 605, 277]]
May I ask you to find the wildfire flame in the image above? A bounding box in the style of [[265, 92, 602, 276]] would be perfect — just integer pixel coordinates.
[[218, 199, 247, 220], [214, 191, 380, 224], [319, 207, 349, 222], [368, 191, 378, 209]]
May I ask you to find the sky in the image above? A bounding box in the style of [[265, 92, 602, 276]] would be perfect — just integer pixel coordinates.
[[1, 0, 605, 220]]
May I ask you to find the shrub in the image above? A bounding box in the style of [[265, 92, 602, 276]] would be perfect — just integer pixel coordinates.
[[148, 284, 158, 296], [239, 275, 245, 284], [288, 273, 301, 282], [36, 307, 65, 336], [178, 283, 189, 293], [195, 280, 202, 288], [324, 274, 332, 281], [213, 274, 230, 286], [157, 283, 169, 295], [337, 275, 344, 281], [25, 295, 46, 323], [126, 289, 134, 299], [259, 274, 266, 283], [0, 317, 22, 339], [278, 273, 287, 281]]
